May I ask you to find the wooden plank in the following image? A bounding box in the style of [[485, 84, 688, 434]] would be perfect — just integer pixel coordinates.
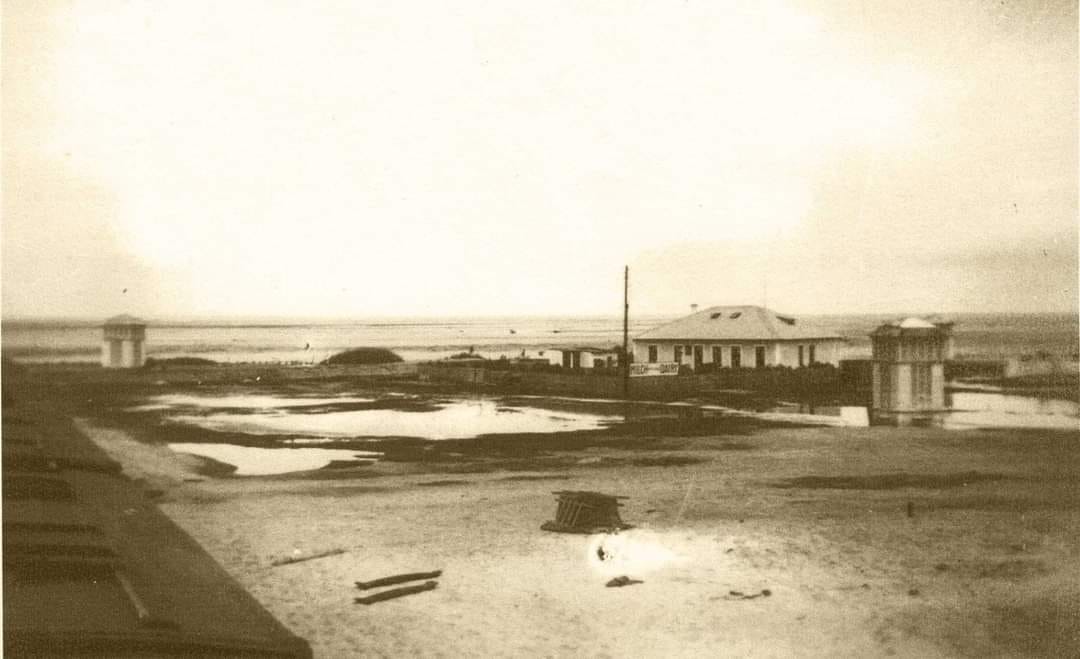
[[355, 570, 443, 591], [354, 581, 437, 605]]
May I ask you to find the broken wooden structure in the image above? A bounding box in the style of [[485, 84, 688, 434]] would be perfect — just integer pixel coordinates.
[[541, 490, 632, 534]]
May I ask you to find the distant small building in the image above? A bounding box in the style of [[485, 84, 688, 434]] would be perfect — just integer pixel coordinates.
[[101, 315, 146, 368], [870, 317, 954, 426], [551, 346, 620, 370], [633, 306, 844, 371]]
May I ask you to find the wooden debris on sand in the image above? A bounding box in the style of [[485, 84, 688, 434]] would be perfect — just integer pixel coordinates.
[[271, 548, 346, 567], [355, 570, 443, 590], [354, 581, 438, 605], [541, 491, 633, 534]]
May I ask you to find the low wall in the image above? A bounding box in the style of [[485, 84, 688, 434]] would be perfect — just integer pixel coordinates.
[[1004, 357, 1080, 379], [847, 359, 1015, 384], [24, 361, 419, 387], [419, 364, 841, 401], [945, 359, 1007, 380]]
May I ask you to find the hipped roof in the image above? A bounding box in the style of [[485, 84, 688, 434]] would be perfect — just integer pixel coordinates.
[[104, 314, 146, 326], [871, 317, 953, 337], [635, 306, 841, 342]]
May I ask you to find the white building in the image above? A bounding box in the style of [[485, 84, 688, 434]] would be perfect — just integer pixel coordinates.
[[633, 306, 843, 371], [549, 346, 620, 369], [101, 315, 147, 368]]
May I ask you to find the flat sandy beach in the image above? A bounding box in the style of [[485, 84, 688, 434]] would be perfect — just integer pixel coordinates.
[[74, 394, 1080, 658]]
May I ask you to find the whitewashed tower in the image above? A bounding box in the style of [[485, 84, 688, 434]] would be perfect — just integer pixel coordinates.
[[101, 315, 147, 368], [870, 318, 953, 425]]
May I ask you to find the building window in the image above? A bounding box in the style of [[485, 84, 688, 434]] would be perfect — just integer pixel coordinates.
[[808, 344, 816, 364], [712, 346, 722, 366], [648, 345, 658, 363], [755, 345, 766, 368], [798, 345, 805, 367], [730, 346, 741, 368]]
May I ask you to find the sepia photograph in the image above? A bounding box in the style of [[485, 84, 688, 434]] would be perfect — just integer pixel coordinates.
[[2, 1, 1078, 656]]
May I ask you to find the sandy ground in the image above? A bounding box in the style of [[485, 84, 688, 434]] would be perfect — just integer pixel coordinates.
[[78, 415, 1080, 658]]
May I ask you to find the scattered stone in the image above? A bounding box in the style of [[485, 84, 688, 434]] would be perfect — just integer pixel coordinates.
[[725, 589, 771, 600], [606, 576, 643, 588]]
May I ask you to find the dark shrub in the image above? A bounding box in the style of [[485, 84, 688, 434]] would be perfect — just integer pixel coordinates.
[[323, 348, 403, 365]]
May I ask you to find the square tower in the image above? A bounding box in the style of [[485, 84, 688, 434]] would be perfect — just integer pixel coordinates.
[[870, 318, 953, 426], [102, 315, 147, 368]]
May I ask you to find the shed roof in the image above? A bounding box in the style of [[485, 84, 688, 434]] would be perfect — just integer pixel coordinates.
[[635, 306, 841, 342]]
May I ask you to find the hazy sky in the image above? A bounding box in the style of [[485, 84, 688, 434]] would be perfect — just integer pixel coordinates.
[[3, 1, 1076, 318]]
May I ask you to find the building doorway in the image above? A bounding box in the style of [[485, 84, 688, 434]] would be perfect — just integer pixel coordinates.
[[730, 346, 741, 368], [693, 345, 704, 369], [755, 346, 766, 368]]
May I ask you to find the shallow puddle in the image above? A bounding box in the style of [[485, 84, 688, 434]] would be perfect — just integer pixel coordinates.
[[169, 443, 381, 475], [157, 395, 617, 440]]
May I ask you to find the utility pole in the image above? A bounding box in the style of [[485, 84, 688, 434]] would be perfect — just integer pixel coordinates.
[[623, 265, 630, 399]]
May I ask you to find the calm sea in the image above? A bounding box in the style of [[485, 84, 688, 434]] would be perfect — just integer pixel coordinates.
[[2, 313, 1076, 365]]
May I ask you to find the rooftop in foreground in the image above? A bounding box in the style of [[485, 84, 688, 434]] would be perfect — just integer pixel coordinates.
[[2, 376, 312, 658]]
